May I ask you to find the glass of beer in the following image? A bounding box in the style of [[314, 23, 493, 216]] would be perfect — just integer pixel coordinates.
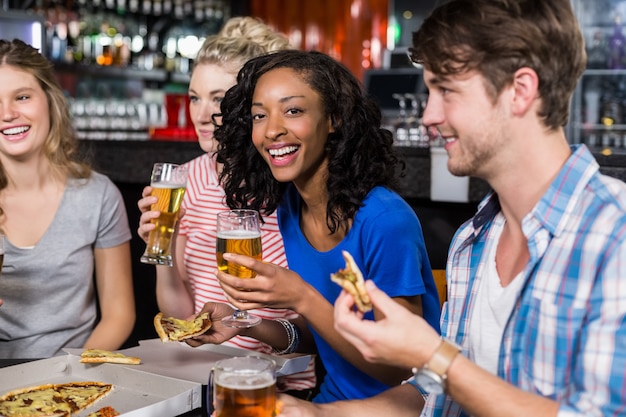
[[216, 209, 262, 328], [208, 356, 276, 417], [140, 162, 188, 267]]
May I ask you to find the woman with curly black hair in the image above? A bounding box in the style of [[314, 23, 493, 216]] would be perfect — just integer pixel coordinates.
[[194, 50, 441, 403]]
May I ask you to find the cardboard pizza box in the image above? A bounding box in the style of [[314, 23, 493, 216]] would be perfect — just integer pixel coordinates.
[[0, 354, 201, 416], [65, 338, 313, 385]]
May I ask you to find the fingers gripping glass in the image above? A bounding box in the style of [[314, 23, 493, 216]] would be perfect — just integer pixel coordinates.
[[216, 209, 263, 328], [140, 163, 188, 267]]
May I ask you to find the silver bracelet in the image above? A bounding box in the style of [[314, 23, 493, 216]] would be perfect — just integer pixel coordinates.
[[273, 318, 301, 355]]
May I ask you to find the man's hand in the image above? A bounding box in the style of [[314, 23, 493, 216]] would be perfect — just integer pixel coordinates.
[[277, 393, 325, 417], [334, 280, 440, 369]]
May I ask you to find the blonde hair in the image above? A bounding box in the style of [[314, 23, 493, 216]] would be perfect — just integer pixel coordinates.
[[194, 16, 292, 72]]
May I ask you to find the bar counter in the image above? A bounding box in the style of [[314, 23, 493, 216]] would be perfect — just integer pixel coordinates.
[[78, 140, 626, 202]]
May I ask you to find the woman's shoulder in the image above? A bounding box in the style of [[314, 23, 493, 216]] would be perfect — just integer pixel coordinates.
[[363, 186, 411, 210], [69, 170, 112, 189], [185, 152, 213, 168], [357, 187, 418, 226], [185, 153, 218, 185]]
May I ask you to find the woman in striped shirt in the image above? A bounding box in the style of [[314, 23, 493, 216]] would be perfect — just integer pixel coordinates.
[[137, 17, 317, 396]]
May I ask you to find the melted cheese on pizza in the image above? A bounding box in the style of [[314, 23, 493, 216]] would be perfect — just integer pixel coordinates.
[[56, 385, 110, 407], [0, 382, 112, 417], [336, 268, 357, 283], [81, 350, 127, 359], [162, 313, 208, 339], [0, 387, 71, 416]]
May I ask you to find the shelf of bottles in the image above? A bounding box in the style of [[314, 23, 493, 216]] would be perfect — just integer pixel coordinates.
[[574, 0, 626, 149], [30, 0, 229, 140], [40, 0, 228, 77], [388, 93, 431, 148]]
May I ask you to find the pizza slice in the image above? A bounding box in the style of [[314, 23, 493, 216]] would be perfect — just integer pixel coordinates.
[[154, 312, 212, 342], [0, 382, 113, 417], [55, 382, 113, 413], [80, 349, 141, 365], [330, 250, 373, 313], [86, 406, 120, 417], [0, 384, 71, 417]]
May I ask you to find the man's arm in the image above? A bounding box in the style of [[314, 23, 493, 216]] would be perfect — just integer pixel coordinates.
[[277, 384, 423, 417], [334, 281, 560, 417]]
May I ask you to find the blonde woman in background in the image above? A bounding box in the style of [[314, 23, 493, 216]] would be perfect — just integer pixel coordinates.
[[0, 39, 135, 358], [137, 17, 317, 397]]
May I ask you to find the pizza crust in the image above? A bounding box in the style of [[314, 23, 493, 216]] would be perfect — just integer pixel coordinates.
[[154, 312, 212, 342], [80, 349, 141, 365], [330, 250, 373, 313]]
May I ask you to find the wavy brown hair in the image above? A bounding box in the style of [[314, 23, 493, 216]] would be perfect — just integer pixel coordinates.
[[410, 0, 586, 130], [216, 50, 400, 234]]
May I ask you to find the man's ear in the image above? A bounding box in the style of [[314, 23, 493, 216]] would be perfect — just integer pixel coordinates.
[[510, 67, 539, 116]]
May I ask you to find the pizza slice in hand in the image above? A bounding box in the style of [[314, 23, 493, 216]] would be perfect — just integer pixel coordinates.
[[331, 250, 373, 313], [154, 312, 212, 342]]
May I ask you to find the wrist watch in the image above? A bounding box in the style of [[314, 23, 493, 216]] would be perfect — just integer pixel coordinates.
[[413, 338, 461, 395]]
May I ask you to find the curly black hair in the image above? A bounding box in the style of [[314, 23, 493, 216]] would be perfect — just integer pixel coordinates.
[[216, 50, 402, 234]]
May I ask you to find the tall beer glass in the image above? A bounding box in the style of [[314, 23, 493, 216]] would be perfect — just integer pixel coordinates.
[[209, 356, 276, 417], [140, 162, 188, 267], [216, 209, 262, 328]]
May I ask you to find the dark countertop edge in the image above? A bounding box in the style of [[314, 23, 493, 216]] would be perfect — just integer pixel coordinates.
[[77, 140, 626, 201], [78, 139, 626, 166]]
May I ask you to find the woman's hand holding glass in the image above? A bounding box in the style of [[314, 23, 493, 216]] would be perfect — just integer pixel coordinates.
[[216, 209, 264, 328], [216, 252, 310, 312], [137, 185, 158, 244], [140, 162, 188, 267]]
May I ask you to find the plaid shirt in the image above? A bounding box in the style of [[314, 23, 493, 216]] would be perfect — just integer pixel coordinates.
[[422, 145, 626, 417]]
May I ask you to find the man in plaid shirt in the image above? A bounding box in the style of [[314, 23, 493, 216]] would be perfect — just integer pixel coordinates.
[[277, 0, 626, 416]]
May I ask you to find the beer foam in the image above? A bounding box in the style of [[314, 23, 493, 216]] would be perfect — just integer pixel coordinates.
[[151, 182, 186, 188], [216, 230, 261, 239], [216, 373, 275, 390]]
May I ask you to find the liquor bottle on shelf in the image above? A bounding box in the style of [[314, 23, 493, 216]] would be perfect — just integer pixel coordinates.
[[128, 0, 139, 13], [607, 12, 626, 69], [405, 93, 429, 148], [587, 31, 607, 69], [584, 77, 601, 126], [600, 79, 623, 128], [392, 93, 409, 147]]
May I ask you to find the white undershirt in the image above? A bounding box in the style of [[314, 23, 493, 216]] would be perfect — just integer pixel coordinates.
[[468, 222, 525, 375]]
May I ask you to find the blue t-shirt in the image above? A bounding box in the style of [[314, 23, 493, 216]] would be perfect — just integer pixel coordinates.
[[278, 185, 441, 403]]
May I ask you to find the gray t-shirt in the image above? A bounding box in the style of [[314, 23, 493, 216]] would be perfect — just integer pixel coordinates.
[[0, 172, 131, 358]]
